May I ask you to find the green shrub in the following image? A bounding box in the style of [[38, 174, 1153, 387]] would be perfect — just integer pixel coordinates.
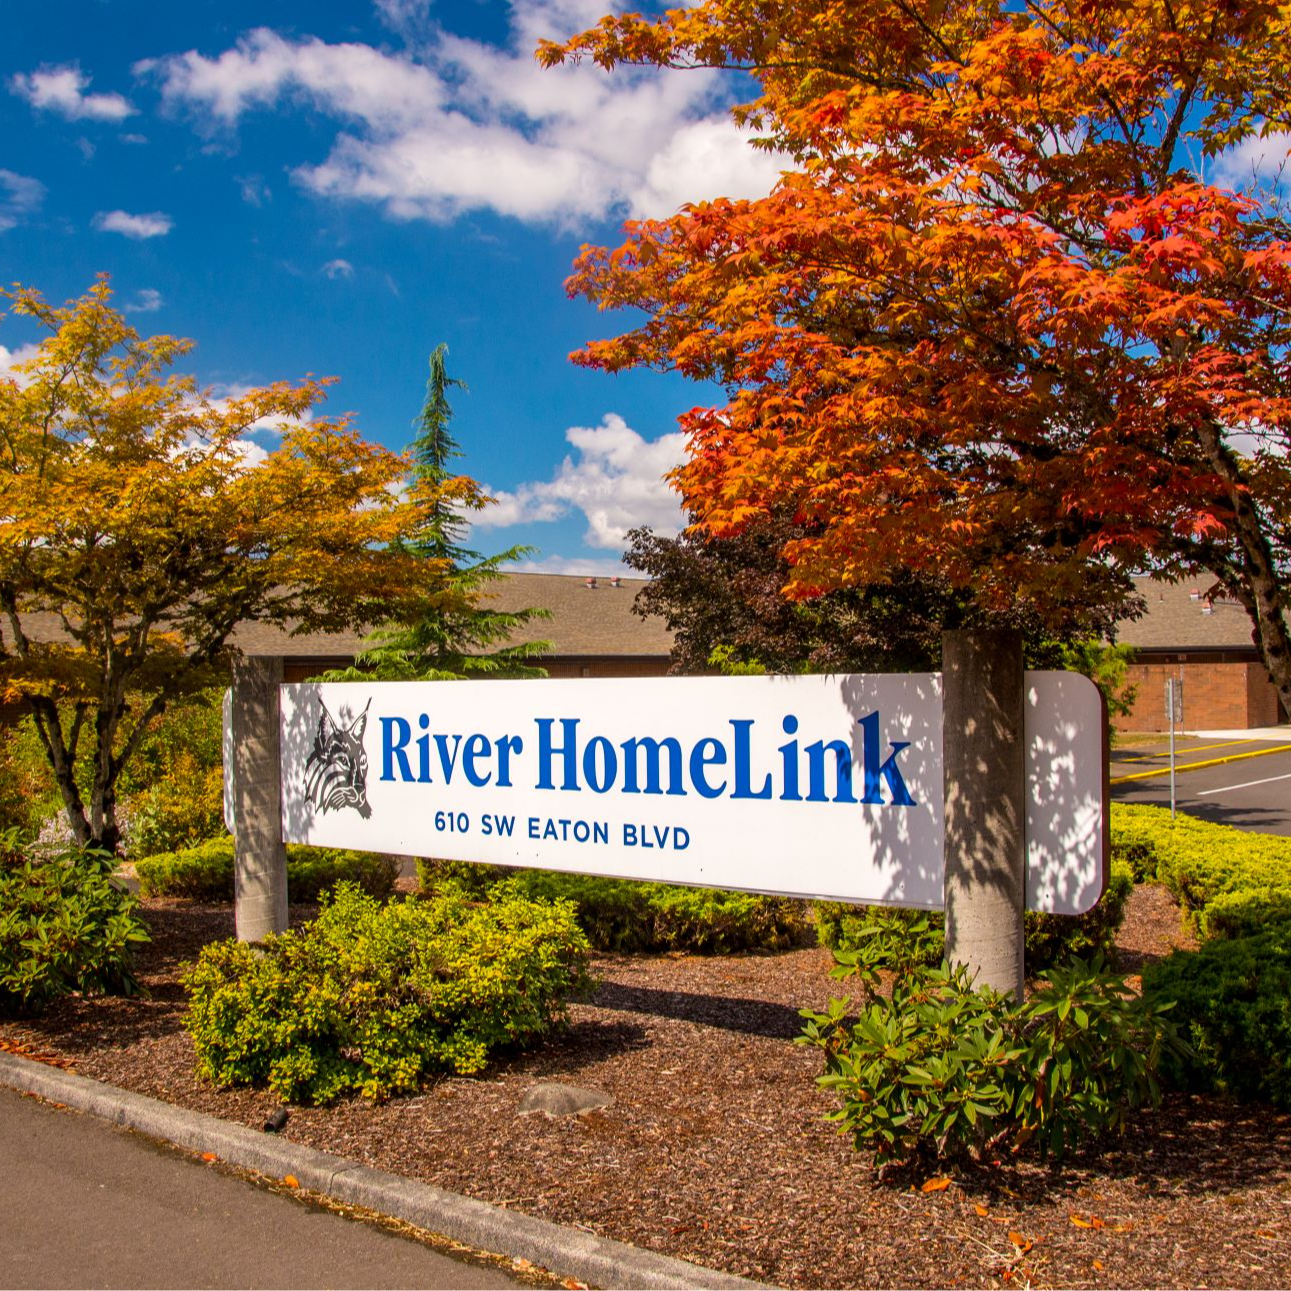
[[1109, 802, 1291, 934], [1202, 888, 1291, 941], [415, 857, 506, 897], [814, 861, 1135, 974], [1024, 863, 1136, 967], [800, 951, 1178, 1167], [137, 836, 399, 902], [416, 859, 810, 953], [0, 841, 150, 1016], [1142, 926, 1291, 1108], [182, 882, 591, 1104], [127, 757, 225, 859]]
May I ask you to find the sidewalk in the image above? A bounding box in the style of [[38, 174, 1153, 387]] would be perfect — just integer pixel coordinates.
[[1189, 725, 1291, 741]]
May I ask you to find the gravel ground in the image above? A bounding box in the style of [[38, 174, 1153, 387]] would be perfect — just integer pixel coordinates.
[[2, 887, 1289, 1290]]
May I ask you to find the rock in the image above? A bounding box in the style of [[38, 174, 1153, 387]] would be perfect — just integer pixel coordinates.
[[517, 1082, 613, 1118], [263, 1107, 289, 1133]]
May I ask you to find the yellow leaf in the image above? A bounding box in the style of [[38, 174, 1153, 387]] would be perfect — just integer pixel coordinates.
[[283, 1174, 300, 1189], [1070, 1215, 1093, 1228], [922, 1176, 952, 1192]]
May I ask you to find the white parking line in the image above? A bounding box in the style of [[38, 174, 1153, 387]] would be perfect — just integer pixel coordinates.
[[1196, 772, 1291, 797]]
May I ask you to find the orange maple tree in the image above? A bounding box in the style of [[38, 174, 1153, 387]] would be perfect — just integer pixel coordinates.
[[542, 0, 1291, 714]]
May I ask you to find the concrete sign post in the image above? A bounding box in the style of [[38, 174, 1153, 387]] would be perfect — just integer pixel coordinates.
[[229, 656, 288, 942], [941, 631, 1026, 998]]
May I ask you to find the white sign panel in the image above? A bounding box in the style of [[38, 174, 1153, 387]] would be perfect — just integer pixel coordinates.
[[273, 672, 1104, 914]]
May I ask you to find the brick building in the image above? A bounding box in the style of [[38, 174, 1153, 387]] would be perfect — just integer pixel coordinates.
[[1115, 577, 1287, 732], [5, 571, 1284, 732]]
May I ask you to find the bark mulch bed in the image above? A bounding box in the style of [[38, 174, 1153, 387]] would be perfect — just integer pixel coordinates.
[[3, 886, 1289, 1290]]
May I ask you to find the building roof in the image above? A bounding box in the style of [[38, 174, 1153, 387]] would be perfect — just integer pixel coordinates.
[[230, 572, 674, 659], [4, 571, 1273, 661], [4, 572, 676, 662], [1115, 576, 1261, 651]]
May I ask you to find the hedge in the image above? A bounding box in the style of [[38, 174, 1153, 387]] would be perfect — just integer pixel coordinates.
[[814, 860, 1135, 973], [416, 859, 811, 953], [136, 836, 399, 902], [182, 882, 591, 1104], [1109, 802, 1291, 937], [1142, 924, 1291, 1108]]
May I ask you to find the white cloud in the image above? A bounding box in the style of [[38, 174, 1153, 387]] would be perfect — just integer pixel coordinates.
[[503, 553, 633, 577], [0, 169, 44, 232], [93, 209, 173, 239], [629, 116, 783, 215], [0, 342, 41, 385], [140, 6, 783, 226], [321, 257, 354, 279], [11, 65, 136, 122], [122, 288, 163, 313], [374, 0, 436, 44], [238, 174, 271, 206], [1211, 130, 1291, 191], [475, 413, 685, 549], [206, 383, 315, 437]]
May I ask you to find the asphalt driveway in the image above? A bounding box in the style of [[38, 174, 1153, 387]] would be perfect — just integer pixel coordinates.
[[1110, 734, 1291, 836], [0, 1085, 520, 1290]]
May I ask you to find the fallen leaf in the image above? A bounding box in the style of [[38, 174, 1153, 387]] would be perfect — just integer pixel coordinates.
[[1257, 1231, 1277, 1240], [512, 1259, 534, 1271], [975, 1204, 990, 1217], [1093, 1260, 1105, 1271], [1111, 1221, 1134, 1233], [201, 1152, 217, 1163], [1071, 1215, 1093, 1228], [561, 1281, 588, 1290], [922, 1176, 951, 1193], [283, 1175, 299, 1189], [1008, 1232, 1033, 1253]]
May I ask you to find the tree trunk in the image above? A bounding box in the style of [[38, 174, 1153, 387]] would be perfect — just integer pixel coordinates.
[[1195, 420, 1291, 720]]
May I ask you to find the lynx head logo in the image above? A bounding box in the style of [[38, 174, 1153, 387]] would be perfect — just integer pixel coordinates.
[[304, 698, 372, 819]]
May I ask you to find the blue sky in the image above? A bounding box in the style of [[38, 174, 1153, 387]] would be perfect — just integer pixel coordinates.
[[0, 0, 781, 574]]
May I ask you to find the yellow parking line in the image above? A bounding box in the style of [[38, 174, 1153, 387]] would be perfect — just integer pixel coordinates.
[[1111, 743, 1291, 784], [1114, 738, 1258, 763]]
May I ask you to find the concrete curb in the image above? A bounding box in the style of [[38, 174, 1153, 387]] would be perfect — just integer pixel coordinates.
[[0, 1052, 766, 1291]]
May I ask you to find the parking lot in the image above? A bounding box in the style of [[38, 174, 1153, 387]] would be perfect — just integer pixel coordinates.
[[1110, 731, 1291, 835]]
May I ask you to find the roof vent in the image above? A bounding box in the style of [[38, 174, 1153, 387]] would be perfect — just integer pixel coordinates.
[[1202, 598, 1214, 614], [610, 576, 621, 588], [1189, 588, 1201, 600], [585, 576, 597, 590]]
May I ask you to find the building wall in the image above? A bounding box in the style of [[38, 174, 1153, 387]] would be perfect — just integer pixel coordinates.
[[1122, 654, 1284, 731], [1249, 661, 1288, 728], [538, 657, 670, 680]]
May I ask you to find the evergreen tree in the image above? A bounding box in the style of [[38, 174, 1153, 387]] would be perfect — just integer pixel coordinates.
[[324, 345, 550, 682]]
